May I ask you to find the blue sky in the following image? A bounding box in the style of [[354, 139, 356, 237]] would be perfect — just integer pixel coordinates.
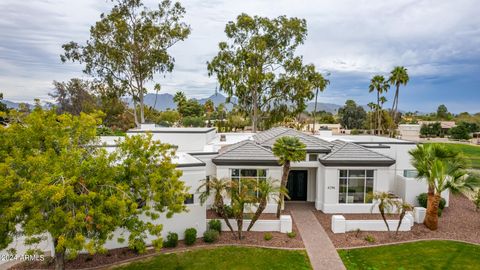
[[0, 0, 479, 113]]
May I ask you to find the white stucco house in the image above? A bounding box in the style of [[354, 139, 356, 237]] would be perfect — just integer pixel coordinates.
[[0, 125, 440, 264], [111, 125, 441, 236]]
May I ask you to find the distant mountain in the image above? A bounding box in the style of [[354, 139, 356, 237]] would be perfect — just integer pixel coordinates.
[[305, 102, 341, 114], [1, 100, 24, 109]]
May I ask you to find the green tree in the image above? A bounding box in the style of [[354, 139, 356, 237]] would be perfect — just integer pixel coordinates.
[[198, 177, 235, 233], [173, 91, 187, 109], [272, 136, 306, 217], [207, 13, 323, 132], [370, 192, 397, 232], [369, 75, 389, 134], [0, 109, 189, 269], [436, 104, 451, 120], [247, 179, 287, 231], [449, 123, 472, 140], [409, 144, 479, 230], [61, 0, 191, 127], [50, 79, 98, 115], [338, 100, 367, 130], [388, 66, 409, 125], [158, 110, 180, 126], [204, 99, 215, 122], [0, 92, 8, 125], [95, 84, 135, 131]]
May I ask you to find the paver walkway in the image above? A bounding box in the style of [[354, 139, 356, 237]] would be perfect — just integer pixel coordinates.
[[288, 203, 346, 270]]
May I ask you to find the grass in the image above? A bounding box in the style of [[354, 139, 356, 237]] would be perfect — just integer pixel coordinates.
[[114, 246, 312, 270], [426, 143, 480, 170], [338, 240, 480, 270]]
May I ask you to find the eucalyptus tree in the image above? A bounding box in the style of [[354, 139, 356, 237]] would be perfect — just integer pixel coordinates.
[[207, 14, 323, 132], [369, 75, 389, 134], [388, 66, 409, 124], [61, 0, 191, 127]]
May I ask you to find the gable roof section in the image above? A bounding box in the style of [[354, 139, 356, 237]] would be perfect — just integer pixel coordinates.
[[212, 140, 280, 166], [319, 141, 395, 167], [253, 127, 332, 153]]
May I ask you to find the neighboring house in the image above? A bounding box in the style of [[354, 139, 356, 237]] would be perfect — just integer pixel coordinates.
[[398, 124, 421, 141]]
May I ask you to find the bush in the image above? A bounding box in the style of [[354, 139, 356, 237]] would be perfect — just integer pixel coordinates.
[[182, 116, 206, 127], [364, 235, 375, 243], [203, 229, 219, 243], [208, 219, 222, 233], [163, 232, 178, 248], [287, 231, 296, 238], [417, 193, 446, 216], [184, 228, 197, 246], [351, 129, 361, 135], [264, 233, 273, 241]]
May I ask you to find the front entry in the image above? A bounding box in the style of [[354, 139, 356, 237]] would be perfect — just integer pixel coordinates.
[[286, 170, 308, 201]]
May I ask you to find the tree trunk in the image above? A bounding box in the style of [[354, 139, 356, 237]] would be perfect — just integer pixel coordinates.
[[53, 239, 65, 270], [377, 91, 381, 134], [424, 193, 441, 230], [276, 161, 291, 218], [247, 200, 266, 231], [215, 196, 235, 233], [379, 203, 390, 232], [312, 88, 318, 134], [139, 91, 145, 124], [396, 209, 406, 236], [132, 100, 139, 127], [252, 88, 258, 133], [237, 216, 243, 240]]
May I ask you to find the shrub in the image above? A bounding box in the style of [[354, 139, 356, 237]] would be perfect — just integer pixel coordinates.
[[417, 193, 446, 216], [264, 233, 273, 241], [351, 129, 361, 135], [163, 232, 178, 248], [364, 235, 375, 243], [287, 231, 296, 238], [184, 228, 197, 246], [203, 229, 219, 243], [475, 190, 480, 212], [208, 219, 222, 233]]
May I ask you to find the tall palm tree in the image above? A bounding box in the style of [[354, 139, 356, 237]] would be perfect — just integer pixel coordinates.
[[272, 136, 307, 217], [367, 102, 376, 131], [369, 75, 390, 134], [312, 74, 330, 134], [409, 144, 479, 230], [247, 179, 288, 231], [388, 66, 409, 125]]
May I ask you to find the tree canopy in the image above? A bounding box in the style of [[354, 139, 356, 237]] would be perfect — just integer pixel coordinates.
[[61, 0, 191, 127], [207, 13, 325, 132], [0, 108, 188, 269], [338, 100, 367, 130]]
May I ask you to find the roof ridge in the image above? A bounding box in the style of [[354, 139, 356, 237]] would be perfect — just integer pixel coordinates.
[[215, 140, 250, 158], [352, 143, 395, 160], [321, 141, 349, 160], [215, 140, 274, 159]]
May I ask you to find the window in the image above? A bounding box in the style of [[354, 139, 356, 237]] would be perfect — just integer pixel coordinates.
[[403, 170, 417, 178], [338, 170, 374, 204], [184, 194, 194, 204], [308, 154, 318, 161], [231, 169, 267, 196]]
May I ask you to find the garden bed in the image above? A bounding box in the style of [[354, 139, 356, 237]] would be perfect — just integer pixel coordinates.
[[315, 194, 480, 248], [10, 220, 303, 269], [206, 209, 278, 220]]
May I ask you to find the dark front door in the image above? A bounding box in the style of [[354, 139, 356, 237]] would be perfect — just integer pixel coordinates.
[[286, 170, 308, 201]]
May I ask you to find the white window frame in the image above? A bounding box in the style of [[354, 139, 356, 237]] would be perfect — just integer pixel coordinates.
[[230, 168, 268, 197]]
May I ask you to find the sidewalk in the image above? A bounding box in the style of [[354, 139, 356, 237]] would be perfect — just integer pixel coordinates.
[[290, 205, 346, 270]]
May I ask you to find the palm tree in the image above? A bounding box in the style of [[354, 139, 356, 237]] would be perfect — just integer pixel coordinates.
[[369, 75, 389, 134], [395, 202, 413, 235], [229, 177, 257, 239], [367, 102, 376, 131], [312, 74, 330, 134], [272, 136, 307, 217], [247, 179, 288, 231], [370, 192, 397, 232], [410, 144, 479, 230], [388, 66, 409, 125], [198, 177, 235, 233]]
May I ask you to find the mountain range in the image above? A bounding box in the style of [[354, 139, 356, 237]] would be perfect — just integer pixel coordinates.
[[2, 93, 344, 113]]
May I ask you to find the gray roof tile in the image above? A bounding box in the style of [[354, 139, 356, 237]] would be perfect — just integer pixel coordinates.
[[212, 140, 279, 165], [253, 127, 332, 152], [319, 142, 395, 166]]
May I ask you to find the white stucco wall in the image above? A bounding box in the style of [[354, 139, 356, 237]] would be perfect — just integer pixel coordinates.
[[127, 129, 216, 152], [318, 166, 395, 213], [395, 175, 450, 207], [215, 165, 282, 213]]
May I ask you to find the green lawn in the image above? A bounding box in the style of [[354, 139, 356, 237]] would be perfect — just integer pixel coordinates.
[[426, 143, 480, 169], [114, 246, 312, 270], [339, 240, 480, 270]]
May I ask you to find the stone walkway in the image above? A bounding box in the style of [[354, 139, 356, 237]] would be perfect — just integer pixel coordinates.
[[288, 203, 346, 270]]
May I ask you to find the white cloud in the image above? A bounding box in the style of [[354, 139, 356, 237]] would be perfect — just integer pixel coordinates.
[[0, 0, 479, 111]]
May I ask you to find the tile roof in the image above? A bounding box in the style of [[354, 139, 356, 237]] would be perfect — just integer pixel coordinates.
[[212, 140, 279, 166], [253, 127, 332, 153], [319, 141, 395, 166]]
